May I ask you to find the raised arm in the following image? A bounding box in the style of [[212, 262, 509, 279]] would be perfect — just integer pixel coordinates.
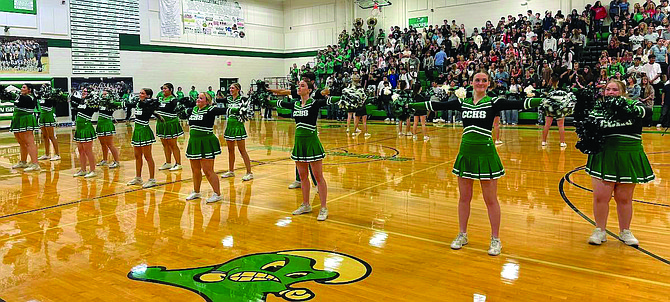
[[269, 99, 295, 110], [409, 99, 461, 111], [313, 96, 340, 108], [492, 96, 544, 111]]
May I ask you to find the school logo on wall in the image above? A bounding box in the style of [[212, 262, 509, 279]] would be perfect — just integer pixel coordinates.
[[128, 249, 372, 302]]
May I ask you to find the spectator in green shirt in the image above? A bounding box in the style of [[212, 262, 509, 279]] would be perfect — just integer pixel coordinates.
[[189, 86, 199, 100], [207, 86, 216, 100], [176, 87, 185, 99]]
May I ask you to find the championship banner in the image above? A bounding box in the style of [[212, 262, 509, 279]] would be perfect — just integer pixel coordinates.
[[0, 36, 49, 74], [182, 0, 246, 38], [160, 0, 182, 37], [408, 16, 428, 29]]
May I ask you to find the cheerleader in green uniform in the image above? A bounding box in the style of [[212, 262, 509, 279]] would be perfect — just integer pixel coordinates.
[[10, 84, 40, 172], [586, 80, 655, 246], [37, 84, 61, 161], [541, 76, 567, 147], [156, 83, 184, 171], [184, 92, 228, 203], [220, 83, 253, 181], [127, 88, 162, 188], [274, 80, 336, 221], [70, 88, 99, 178], [410, 83, 429, 141], [409, 72, 543, 256], [95, 90, 121, 169]]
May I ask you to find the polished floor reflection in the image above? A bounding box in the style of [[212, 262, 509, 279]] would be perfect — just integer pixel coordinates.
[[0, 119, 669, 301]]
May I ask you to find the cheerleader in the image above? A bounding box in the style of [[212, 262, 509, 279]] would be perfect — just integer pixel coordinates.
[[127, 88, 161, 188], [351, 100, 370, 138], [409, 72, 542, 256], [586, 80, 654, 246], [542, 76, 567, 147], [274, 80, 334, 221], [95, 90, 121, 168], [410, 83, 429, 141], [155, 83, 184, 171], [220, 83, 253, 181], [184, 92, 227, 203], [70, 88, 98, 178], [37, 84, 60, 161], [10, 84, 40, 172], [396, 81, 412, 136]]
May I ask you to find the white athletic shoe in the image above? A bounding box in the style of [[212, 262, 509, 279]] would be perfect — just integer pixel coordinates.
[[159, 163, 173, 170], [288, 180, 301, 189], [488, 237, 502, 256], [84, 171, 97, 178], [169, 164, 182, 171], [221, 171, 235, 178], [317, 208, 328, 221], [12, 161, 28, 169], [450, 233, 468, 249], [24, 163, 41, 172], [242, 173, 254, 181], [142, 178, 157, 188], [206, 193, 222, 203], [406, 132, 413, 137], [424, 136, 430, 141], [186, 191, 201, 200], [541, 141, 547, 147], [38, 155, 50, 160], [398, 132, 405, 136], [96, 160, 107, 167], [495, 140, 503, 145], [108, 161, 120, 169], [560, 142, 568, 148], [73, 170, 87, 177], [588, 228, 607, 245], [292, 203, 312, 215], [355, 128, 361, 133], [364, 133, 371, 139], [50, 154, 61, 161], [413, 135, 418, 140], [657, 123, 662, 128], [127, 177, 143, 186], [619, 229, 639, 246]]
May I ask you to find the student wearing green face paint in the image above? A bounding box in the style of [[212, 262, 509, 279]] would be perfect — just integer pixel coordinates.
[[155, 83, 184, 172]]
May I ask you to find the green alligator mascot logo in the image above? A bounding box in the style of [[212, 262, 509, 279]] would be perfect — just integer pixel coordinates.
[[128, 249, 372, 302]]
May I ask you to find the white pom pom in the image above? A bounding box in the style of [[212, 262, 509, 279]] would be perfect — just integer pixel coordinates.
[[455, 87, 467, 99], [5, 85, 20, 93], [524, 85, 535, 97], [441, 85, 451, 92], [391, 94, 399, 101]]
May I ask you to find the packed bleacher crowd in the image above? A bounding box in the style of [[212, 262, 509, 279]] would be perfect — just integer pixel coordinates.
[[289, 0, 670, 127]]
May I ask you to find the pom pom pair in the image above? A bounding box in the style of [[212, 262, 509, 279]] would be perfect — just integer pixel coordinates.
[[339, 88, 366, 110]]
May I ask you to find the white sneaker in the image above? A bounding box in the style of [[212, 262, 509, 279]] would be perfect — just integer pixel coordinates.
[[450, 233, 468, 249], [345, 128, 350, 133], [96, 160, 107, 167], [317, 208, 328, 221], [186, 191, 201, 200], [12, 161, 28, 169], [127, 177, 143, 185], [73, 170, 87, 177], [657, 123, 662, 127], [169, 164, 182, 171], [242, 173, 254, 181], [206, 193, 222, 203], [38, 155, 50, 160], [364, 133, 371, 138], [495, 140, 503, 145], [541, 141, 547, 146], [50, 154, 61, 161], [221, 171, 235, 178], [24, 163, 41, 172], [355, 128, 361, 133], [142, 178, 157, 188], [108, 161, 120, 169], [488, 237, 502, 256], [406, 132, 413, 137], [398, 132, 405, 136], [84, 171, 97, 178], [588, 228, 607, 245], [292, 204, 312, 215], [384, 118, 390, 122], [159, 163, 172, 170], [560, 142, 567, 148], [413, 135, 418, 140], [288, 180, 302, 189], [424, 136, 430, 141], [619, 229, 639, 246]]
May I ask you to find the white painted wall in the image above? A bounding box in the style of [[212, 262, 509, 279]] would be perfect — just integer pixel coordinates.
[[283, 0, 353, 51]]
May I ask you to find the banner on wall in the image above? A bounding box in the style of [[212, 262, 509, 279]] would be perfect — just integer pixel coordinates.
[[408, 16, 428, 29], [182, 0, 246, 38], [0, 36, 49, 74], [160, 0, 182, 37], [71, 77, 134, 98], [0, 0, 37, 14]]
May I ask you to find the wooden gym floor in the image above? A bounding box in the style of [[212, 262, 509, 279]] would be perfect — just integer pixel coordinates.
[[0, 118, 668, 301]]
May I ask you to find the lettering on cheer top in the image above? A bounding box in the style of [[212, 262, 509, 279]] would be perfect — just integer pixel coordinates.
[[293, 110, 309, 117], [461, 111, 487, 119], [189, 114, 204, 121]]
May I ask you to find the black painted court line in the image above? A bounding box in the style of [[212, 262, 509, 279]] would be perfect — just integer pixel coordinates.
[[559, 166, 670, 266]]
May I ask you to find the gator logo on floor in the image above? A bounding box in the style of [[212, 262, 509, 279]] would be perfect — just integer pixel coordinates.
[[128, 249, 372, 302]]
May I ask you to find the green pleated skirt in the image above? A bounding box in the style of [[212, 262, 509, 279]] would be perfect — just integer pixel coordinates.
[[292, 133, 326, 162], [10, 111, 38, 133], [186, 130, 221, 159], [224, 119, 247, 141], [156, 117, 184, 139], [452, 140, 505, 180], [131, 124, 156, 147], [39, 111, 57, 127], [74, 118, 97, 143], [96, 117, 116, 136], [585, 137, 655, 184]]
